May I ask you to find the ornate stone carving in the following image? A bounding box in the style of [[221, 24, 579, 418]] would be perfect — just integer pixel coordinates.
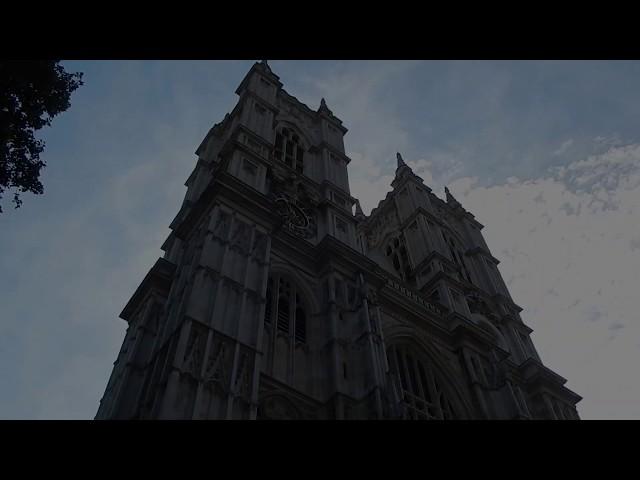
[[274, 193, 316, 238], [267, 170, 317, 239]]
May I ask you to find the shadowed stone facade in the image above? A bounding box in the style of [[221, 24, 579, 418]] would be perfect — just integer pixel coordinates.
[[96, 61, 581, 420]]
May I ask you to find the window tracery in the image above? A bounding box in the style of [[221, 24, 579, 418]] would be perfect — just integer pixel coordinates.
[[387, 344, 460, 420], [274, 127, 305, 174], [264, 274, 307, 343], [385, 235, 412, 281]]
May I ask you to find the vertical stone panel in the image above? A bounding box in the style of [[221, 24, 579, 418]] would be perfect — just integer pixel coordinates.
[[184, 268, 213, 324]]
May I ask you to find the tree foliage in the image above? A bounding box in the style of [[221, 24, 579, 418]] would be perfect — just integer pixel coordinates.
[[0, 61, 83, 213]]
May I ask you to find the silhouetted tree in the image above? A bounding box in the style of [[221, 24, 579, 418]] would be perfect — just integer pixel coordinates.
[[0, 61, 83, 213]]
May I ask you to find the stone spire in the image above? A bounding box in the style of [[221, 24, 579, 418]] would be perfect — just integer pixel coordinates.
[[318, 97, 334, 116], [258, 60, 275, 76], [354, 199, 366, 221], [392, 151, 429, 191], [395, 152, 414, 177], [445, 186, 462, 208]]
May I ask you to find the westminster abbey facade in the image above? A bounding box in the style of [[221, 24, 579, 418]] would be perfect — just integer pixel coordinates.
[[96, 61, 581, 420]]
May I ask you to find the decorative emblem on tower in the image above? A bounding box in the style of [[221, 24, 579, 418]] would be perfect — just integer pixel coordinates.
[[268, 166, 318, 239], [273, 192, 317, 239]]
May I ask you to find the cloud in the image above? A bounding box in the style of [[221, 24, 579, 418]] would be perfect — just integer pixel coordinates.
[[553, 138, 574, 156], [445, 142, 640, 419]]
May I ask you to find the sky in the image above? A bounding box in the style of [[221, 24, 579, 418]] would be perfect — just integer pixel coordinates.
[[1, 60, 639, 419]]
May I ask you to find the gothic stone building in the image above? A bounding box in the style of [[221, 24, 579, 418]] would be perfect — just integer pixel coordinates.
[[96, 61, 581, 420]]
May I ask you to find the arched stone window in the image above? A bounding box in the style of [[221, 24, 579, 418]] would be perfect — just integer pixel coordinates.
[[274, 127, 305, 174], [264, 274, 307, 343], [387, 344, 461, 420], [385, 235, 412, 281]]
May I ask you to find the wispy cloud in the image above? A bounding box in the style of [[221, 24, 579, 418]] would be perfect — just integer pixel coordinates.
[[445, 142, 640, 419], [553, 138, 574, 156]]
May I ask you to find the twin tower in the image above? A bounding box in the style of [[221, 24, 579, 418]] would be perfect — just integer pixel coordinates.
[[96, 61, 581, 420]]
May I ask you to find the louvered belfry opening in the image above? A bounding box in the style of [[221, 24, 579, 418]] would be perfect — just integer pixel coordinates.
[[274, 127, 305, 174], [264, 274, 307, 344], [388, 345, 458, 420]]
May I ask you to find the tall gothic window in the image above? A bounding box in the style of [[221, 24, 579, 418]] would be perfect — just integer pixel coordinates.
[[442, 232, 473, 285], [387, 344, 460, 420], [385, 236, 412, 281], [264, 274, 307, 343], [274, 127, 305, 174]]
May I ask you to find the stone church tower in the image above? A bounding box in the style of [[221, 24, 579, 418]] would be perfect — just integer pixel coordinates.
[[96, 61, 581, 420]]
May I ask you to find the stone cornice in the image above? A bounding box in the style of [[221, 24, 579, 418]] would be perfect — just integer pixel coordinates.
[[465, 246, 501, 265], [380, 274, 448, 319], [234, 123, 274, 151], [259, 373, 327, 408], [412, 250, 456, 276], [172, 170, 280, 242], [240, 89, 280, 115], [491, 292, 524, 315], [517, 358, 582, 403], [419, 268, 475, 295], [319, 180, 355, 204], [449, 317, 511, 358], [318, 141, 351, 164], [313, 235, 383, 282]]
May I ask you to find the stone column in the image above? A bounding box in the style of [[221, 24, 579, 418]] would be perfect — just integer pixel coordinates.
[[358, 274, 384, 419], [327, 274, 344, 419], [249, 234, 271, 420]]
